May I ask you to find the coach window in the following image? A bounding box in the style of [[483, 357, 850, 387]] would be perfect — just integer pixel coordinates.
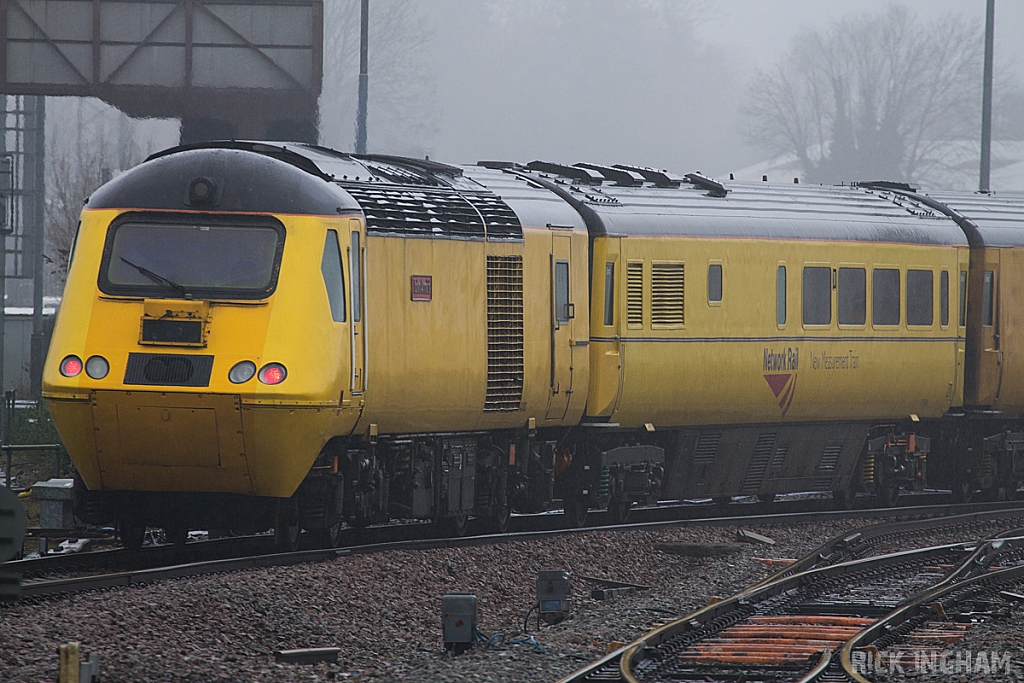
[[906, 269, 933, 326], [776, 265, 786, 326], [959, 271, 968, 327], [872, 268, 900, 326], [708, 263, 723, 304], [603, 263, 615, 326], [983, 271, 995, 326], [321, 230, 346, 322], [802, 266, 831, 325], [838, 267, 866, 326], [940, 270, 949, 328]]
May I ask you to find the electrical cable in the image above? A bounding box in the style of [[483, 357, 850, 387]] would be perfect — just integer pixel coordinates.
[[523, 602, 538, 633]]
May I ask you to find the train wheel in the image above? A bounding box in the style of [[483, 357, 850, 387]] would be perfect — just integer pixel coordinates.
[[952, 476, 975, 504], [120, 515, 146, 552], [757, 493, 776, 504], [607, 495, 631, 525], [312, 521, 343, 549], [446, 513, 469, 538], [564, 496, 589, 528], [876, 479, 899, 508], [712, 496, 731, 508], [274, 499, 301, 552], [164, 522, 188, 547], [832, 489, 855, 510], [490, 505, 511, 534]]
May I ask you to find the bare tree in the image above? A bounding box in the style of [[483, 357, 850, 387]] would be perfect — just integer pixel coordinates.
[[319, 0, 438, 156], [743, 6, 983, 185], [45, 100, 149, 290]]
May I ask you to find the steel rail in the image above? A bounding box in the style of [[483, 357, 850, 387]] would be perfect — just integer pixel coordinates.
[[839, 534, 1024, 682], [557, 513, 1024, 683], [8, 497, 1022, 581], [5, 501, 1024, 604]]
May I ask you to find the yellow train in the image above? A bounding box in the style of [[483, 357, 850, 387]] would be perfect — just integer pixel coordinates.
[[41, 142, 1024, 548]]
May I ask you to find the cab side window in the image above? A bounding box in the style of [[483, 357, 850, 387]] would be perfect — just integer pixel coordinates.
[[321, 230, 346, 322]]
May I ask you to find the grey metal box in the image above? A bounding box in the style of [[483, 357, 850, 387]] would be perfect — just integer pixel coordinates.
[[441, 594, 477, 647], [537, 569, 571, 614], [31, 478, 75, 529]]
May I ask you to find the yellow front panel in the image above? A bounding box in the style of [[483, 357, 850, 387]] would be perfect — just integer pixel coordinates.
[[91, 391, 251, 492], [116, 406, 221, 467], [44, 209, 363, 495], [591, 236, 963, 428]]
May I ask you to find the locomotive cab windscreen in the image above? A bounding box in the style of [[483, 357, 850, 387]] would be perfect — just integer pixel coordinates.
[[98, 214, 286, 300]]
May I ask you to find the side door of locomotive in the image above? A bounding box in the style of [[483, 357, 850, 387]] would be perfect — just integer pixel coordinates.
[[348, 218, 367, 396], [545, 231, 575, 420]]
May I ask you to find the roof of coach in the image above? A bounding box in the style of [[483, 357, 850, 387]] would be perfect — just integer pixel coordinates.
[[89, 143, 362, 215], [506, 162, 967, 246], [910, 191, 1024, 248]]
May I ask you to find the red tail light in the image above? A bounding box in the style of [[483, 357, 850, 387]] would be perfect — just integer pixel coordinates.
[[258, 363, 287, 385], [60, 355, 83, 377]]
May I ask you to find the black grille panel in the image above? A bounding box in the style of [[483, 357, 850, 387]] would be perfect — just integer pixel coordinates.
[[141, 319, 203, 344], [340, 183, 522, 240], [124, 353, 214, 387]]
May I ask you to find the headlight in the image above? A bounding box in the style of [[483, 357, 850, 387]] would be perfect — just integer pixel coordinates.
[[85, 356, 109, 379], [59, 355, 83, 377], [228, 360, 257, 384], [258, 363, 287, 385]]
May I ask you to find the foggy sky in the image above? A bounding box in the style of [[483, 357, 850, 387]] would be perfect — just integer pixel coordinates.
[[53, 1, 1024, 190], [412, 0, 1023, 178]]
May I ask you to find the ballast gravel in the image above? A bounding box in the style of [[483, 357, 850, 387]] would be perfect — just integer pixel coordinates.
[[2, 514, 1022, 683]]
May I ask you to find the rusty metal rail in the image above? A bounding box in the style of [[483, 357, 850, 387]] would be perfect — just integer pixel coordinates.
[[558, 511, 1024, 683]]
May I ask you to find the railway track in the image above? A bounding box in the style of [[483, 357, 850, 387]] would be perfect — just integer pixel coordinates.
[[6, 500, 1024, 604], [560, 509, 1024, 683]]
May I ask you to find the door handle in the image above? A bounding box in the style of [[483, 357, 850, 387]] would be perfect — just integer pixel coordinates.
[[567, 303, 575, 319]]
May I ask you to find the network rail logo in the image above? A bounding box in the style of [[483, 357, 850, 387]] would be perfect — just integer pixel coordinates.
[[763, 347, 799, 417], [850, 649, 1014, 676]]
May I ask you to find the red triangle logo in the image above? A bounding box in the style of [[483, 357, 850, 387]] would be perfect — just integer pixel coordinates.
[[764, 374, 791, 397]]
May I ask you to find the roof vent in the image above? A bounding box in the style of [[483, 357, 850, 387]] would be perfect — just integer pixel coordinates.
[[526, 161, 603, 185], [684, 173, 728, 198], [611, 164, 683, 188], [574, 162, 643, 187]]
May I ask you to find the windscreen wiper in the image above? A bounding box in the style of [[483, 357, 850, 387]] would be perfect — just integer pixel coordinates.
[[119, 257, 192, 299]]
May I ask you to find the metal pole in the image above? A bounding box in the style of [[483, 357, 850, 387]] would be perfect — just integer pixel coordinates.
[[979, 0, 995, 192], [0, 97, 7, 416], [29, 96, 44, 398], [355, 0, 368, 154]]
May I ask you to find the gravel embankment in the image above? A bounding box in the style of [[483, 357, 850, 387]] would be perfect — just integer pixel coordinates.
[[2, 516, 1021, 683]]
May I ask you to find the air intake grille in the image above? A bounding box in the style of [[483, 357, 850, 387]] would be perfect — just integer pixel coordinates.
[[818, 442, 843, 472], [124, 353, 214, 387], [743, 433, 776, 493], [484, 255, 524, 411], [651, 262, 684, 325], [693, 432, 721, 466], [627, 262, 643, 327], [339, 184, 522, 240], [771, 444, 789, 474]]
